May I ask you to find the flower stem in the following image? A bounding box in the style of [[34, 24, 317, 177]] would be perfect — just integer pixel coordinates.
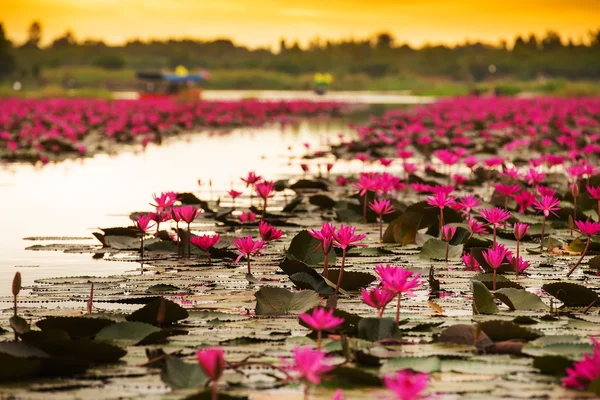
[[304, 383, 310, 400], [493, 269, 497, 291], [395, 295, 401, 323], [540, 216, 546, 252], [206, 250, 212, 263], [211, 380, 218, 400], [363, 193, 368, 223], [567, 237, 590, 277], [515, 240, 520, 278], [493, 225, 497, 244], [263, 198, 268, 219], [444, 240, 449, 263], [439, 209, 444, 239], [247, 256, 252, 275], [316, 330, 322, 350], [140, 235, 144, 259], [334, 248, 346, 295], [187, 224, 191, 258], [379, 216, 383, 242], [322, 252, 329, 279]]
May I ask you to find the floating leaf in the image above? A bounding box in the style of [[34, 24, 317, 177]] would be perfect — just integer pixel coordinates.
[[471, 273, 524, 290], [441, 359, 534, 375], [289, 272, 335, 296], [35, 339, 127, 363], [542, 282, 598, 307], [254, 287, 320, 315], [523, 341, 593, 359], [10, 315, 31, 336], [327, 366, 381, 387], [382, 356, 441, 373], [286, 230, 336, 266], [37, 317, 114, 339], [161, 355, 209, 390], [472, 281, 499, 315], [494, 288, 548, 311], [126, 297, 189, 325], [147, 284, 182, 293], [533, 355, 573, 375], [470, 247, 513, 274], [309, 194, 336, 209], [0, 353, 42, 381], [438, 324, 494, 350], [95, 322, 164, 346], [357, 318, 400, 342], [478, 320, 543, 342], [419, 239, 463, 260], [326, 269, 376, 291]]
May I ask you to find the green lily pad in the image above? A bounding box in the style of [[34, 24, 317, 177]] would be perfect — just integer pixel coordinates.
[[95, 321, 164, 346], [160, 355, 209, 390], [419, 238, 463, 260], [494, 288, 548, 311], [358, 317, 400, 342], [254, 287, 320, 315], [382, 356, 441, 373], [478, 320, 543, 342], [286, 230, 336, 266], [326, 269, 377, 291], [37, 317, 114, 339], [472, 280, 499, 315], [126, 297, 189, 325], [542, 282, 598, 307]]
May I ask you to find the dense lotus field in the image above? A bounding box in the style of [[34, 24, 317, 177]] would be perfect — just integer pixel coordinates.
[[0, 98, 347, 163], [3, 96, 600, 399]]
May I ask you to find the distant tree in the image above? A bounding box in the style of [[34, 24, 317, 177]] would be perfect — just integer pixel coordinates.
[[0, 23, 16, 80], [24, 21, 42, 48], [51, 30, 76, 48], [541, 31, 563, 50], [279, 39, 287, 53], [93, 54, 126, 69], [376, 32, 394, 49], [526, 34, 539, 51]]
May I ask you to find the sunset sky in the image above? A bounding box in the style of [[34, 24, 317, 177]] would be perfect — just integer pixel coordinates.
[[2, 0, 600, 49]]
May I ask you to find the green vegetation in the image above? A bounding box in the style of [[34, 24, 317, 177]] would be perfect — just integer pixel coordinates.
[[1, 21, 600, 95]]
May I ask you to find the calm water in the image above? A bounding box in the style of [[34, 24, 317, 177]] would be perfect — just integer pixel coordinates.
[[0, 119, 357, 297]]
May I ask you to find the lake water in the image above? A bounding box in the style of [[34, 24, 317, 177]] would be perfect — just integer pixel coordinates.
[[0, 119, 359, 298]]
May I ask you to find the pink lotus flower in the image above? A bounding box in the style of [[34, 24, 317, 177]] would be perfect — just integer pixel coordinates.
[[375, 264, 423, 323], [258, 220, 284, 241], [227, 189, 243, 208], [239, 211, 256, 223], [482, 245, 509, 290], [134, 214, 156, 234], [467, 218, 488, 237], [147, 211, 171, 236], [369, 198, 395, 242], [332, 224, 366, 294], [587, 185, 600, 216], [332, 389, 345, 400], [562, 337, 600, 389], [151, 192, 178, 211], [525, 168, 546, 185], [196, 347, 226, 381], [441, 225, 456, 242], [425, 192, 455, 238], [336, 176, 349, 186], [513, 222, 530, 241], [514, 191, 536, 213], [176, 206, 204, 257], [354, 173, 379, 222], [282, 346, 335, 386], [308, 222, 336, 278], [379, 158, 393, 167], [255, 180, 275, 216], [241, 171, 262, 186], [568, 221, 600, 277], [361, 286, 396, 317], [532, 196, 560, 252], [536, 185, 556, 197], [299, 307, 344, 349], [480, 207, 511, 243], [232, 236, 267, 274], [384, 370, 429, 400], [462, 253, 480, 271], [507, 254, 530, 274], [190, 234, 220, 262]]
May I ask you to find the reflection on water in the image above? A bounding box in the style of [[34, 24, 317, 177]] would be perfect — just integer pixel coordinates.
[[0, 119, 355, 296]]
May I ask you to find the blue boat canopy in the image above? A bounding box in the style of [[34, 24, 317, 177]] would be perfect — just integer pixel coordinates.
[[162, 74, 204, 83]]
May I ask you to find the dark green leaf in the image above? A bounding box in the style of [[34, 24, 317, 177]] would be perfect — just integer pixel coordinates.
[[358, 317, 400, 342], [254, 287, 320, 315], [494, 288, 548, 311], [286, 230, 336, 266], [126, 297, 189, 325], [160, 355, 209, 390], [37, 317, 114, 339], [478, 320, 543, 342], [542, 282, 599, 307], [472, 280, 499, 315]]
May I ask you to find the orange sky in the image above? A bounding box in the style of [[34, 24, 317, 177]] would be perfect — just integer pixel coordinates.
[[2, 0, 600, 48]]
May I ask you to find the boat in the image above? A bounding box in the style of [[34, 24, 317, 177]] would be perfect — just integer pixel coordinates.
[[313, 73, 333, 95], [136, 66, 209, 101]]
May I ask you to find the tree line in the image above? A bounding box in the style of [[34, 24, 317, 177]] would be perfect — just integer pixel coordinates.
[[1, 21, 600, 82]]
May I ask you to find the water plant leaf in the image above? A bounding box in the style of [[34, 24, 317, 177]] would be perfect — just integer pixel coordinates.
[[382, 212, 421, 244], [438, 324, 494, 350], [160, 355, 209, 390], [589, 255, 600, 270], [522, 341, 593, 359], [542, 282, 598, 307], [103, 235, 141, 249], [382, 356, 441, 373], [441, 359, 534, 375], [589, 376, 600, 396], [299, 307, 362, 334], [0, 341, 50, 358], [419, 239, 463, 260], [335, 207, 364, 223], [472, 280, 499, 315], [36, 317, 114, 339], [494, 288, 548, 311], [325, 269, 376, 291], [470, 247, 513, 274], [95, 322, 164, 346], [286, 230, 336, 266], [126, 297, 189, 325], [357, 317, 400, 342], [471, 273, 524, 290], [533, 355, 574, 375], [478, 320, 543, 342], [147, 284, 182, 293], [0, 353, 42, 381], [309, 194, 336, 209], [254, 287, 320, 315], [35, 339, 127, 363], [289, 272, 335, 296], [10, 315, 31, 336], [327, 366, 381, 387]]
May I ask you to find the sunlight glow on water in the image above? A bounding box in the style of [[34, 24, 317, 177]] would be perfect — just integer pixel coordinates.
[[0, 119, 354, 295]]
